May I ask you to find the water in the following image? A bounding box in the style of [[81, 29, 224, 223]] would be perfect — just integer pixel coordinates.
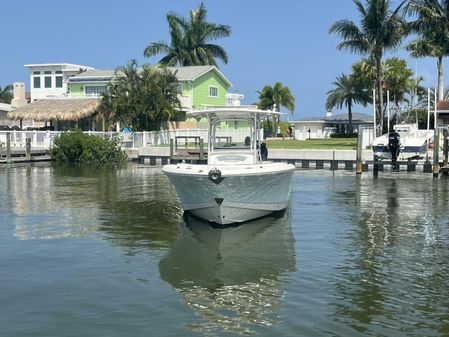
[[1, 163, 449, 337]]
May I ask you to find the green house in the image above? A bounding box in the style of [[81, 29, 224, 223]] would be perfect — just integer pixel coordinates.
[[68, 65, 233, 111]]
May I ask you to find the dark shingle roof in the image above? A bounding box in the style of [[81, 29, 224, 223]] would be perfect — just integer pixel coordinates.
[[324, 112, 373, 122]]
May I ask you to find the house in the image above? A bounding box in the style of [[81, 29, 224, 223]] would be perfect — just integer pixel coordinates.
[[67, 65, 233, 108], [25, 63, 94, 101], [67, 65, 234, 129], [291, 112, 373, 140]]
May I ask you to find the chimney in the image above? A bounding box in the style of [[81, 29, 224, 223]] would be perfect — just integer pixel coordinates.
[[11, 82, 27, 108], [326, 110, 332, 118]]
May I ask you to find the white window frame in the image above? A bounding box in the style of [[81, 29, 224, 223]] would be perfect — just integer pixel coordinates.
[[209, 85, 219, 98], [84, 85, 107, 96]]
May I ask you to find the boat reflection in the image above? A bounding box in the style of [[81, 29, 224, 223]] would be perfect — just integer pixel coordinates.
[[159, 209, 296, 335]]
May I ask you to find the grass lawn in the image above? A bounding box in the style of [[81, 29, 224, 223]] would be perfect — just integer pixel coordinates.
[[264, 138, 357, 150], [154, 138, 358, 150]]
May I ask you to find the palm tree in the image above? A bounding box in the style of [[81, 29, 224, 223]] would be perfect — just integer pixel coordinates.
[[99, 60, 180, 131], [329, 0, 408, 135], [144, 3, 231, 67], [407, 0, 449, 101], [257, 82, 295, 137], [326, 74, 368, 133], [0, 84, 13, 103]]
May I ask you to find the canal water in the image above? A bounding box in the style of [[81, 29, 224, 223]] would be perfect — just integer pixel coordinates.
[[1, 163, 449, 337]]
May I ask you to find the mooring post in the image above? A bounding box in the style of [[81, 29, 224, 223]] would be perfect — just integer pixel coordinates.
[[169, 138, 174, 160], [6, 132, 11, 163], [433, 127, 440, 178], [443, 129, 449, 167], [199, 138, 204, 161], [25, 138, 31, 161], [356, 127, 363, 174]]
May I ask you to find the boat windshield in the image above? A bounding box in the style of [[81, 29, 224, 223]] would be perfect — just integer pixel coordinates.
[[211, 120, 255, 150]]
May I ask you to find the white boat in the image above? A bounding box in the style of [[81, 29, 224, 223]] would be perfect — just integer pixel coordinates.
[[372, 123, 434, 161], [162, 107, 295, 225]]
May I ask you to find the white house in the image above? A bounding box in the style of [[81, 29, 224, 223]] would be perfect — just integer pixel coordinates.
[[25, 63, 94, 101], [291, 112, 374, 140]]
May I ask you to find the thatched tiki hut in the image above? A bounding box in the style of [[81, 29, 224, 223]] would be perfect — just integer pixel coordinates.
[[7, 98, 105, 131]]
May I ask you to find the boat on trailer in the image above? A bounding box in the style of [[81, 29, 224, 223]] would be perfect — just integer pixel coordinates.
[[372, 123, 434, 161], [162, 106, 295, 225]]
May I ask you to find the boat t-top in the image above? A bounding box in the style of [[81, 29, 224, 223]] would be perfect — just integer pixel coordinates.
[[162, 106, 295, 225]]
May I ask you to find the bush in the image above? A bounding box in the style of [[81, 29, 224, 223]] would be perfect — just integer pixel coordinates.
[[330, 133, 358, 138], [51, 129, 127, 165]]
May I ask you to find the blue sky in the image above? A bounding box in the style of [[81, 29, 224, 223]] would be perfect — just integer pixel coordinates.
[[1, 0, 445, 119]]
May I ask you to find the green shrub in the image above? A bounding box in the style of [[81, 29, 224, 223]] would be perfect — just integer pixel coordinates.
[[330, 132, 358, 138], [52, 129, 127, 165]]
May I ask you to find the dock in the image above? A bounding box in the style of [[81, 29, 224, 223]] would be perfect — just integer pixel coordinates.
[[0, 147, 51, 164]]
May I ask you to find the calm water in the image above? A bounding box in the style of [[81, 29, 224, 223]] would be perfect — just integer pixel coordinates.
[[1, 163, 449, 337]]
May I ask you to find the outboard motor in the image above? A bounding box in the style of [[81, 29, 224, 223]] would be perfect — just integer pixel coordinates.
[[388, 130, 400, 168]]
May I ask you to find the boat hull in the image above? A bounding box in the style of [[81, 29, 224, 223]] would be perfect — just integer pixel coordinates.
[[162, 163, 295, 225]]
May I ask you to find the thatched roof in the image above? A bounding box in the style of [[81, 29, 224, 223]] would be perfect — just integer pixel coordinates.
[[8, 98, 100, 121]]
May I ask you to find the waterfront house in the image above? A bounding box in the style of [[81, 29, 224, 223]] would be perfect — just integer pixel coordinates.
[[67, 65, 233, 128], [291, 111, 373, 140]]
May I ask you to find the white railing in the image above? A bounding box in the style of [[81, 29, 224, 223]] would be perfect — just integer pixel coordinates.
[[0, 128, 253, 149]]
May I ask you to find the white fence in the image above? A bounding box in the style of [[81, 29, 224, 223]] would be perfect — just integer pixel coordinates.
[[0, 128, 254, 149]]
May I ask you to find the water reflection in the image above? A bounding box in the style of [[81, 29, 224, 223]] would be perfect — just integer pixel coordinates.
[[1, 163, 181, 247], [332, 174, 449, 336], [159, 210, 296, 335]]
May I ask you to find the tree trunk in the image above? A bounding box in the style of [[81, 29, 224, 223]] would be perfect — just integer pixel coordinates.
[[348, 102, 353, 134], [437, 56, 444, 101], [375, 52, 384, 136]]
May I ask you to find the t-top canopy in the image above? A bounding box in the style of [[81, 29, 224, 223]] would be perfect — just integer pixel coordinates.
[[187, 106, 281, 121]]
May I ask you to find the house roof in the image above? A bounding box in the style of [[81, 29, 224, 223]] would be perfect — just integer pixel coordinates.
[[168, 66, 232, 87], [437, 100, 449, 112], [25, 63, 94, 70], [69, 69, 116, 82], [68, 65, 233, 87], [8, 99, 100, 121], [324, 112, 373, 122]]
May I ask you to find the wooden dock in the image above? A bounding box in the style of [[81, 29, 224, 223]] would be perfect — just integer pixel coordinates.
[[0, 148, 51, 164]]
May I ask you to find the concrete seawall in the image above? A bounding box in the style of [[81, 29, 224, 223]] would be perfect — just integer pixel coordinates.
[[137, 147, 374, 162]]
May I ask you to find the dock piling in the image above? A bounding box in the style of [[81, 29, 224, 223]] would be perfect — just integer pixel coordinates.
[[433, 128, 440, 178], [199, 139, 204, 161], [25, 138, 31, 161], [356, 127, 363, 174], [6, 132, 11, 163]]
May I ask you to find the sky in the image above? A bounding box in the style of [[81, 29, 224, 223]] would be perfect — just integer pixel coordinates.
[[1, 0, 446, 120]]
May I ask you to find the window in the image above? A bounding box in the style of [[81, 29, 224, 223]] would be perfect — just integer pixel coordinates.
[[209, 86, 219, 97], [177, 83, 183, 93], [33, 77, 41, 88], [44, 76, 52, 88], [55, 76, 63, 88], [55, 70, 63, 74], [85, 85, 107, 95], [44, 70, 52, 74], [33, 71, 41, 75]]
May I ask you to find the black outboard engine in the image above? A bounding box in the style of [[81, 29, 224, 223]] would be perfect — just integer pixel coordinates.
[[260, 142, 268, 161], [388, 130, 400, 168]]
